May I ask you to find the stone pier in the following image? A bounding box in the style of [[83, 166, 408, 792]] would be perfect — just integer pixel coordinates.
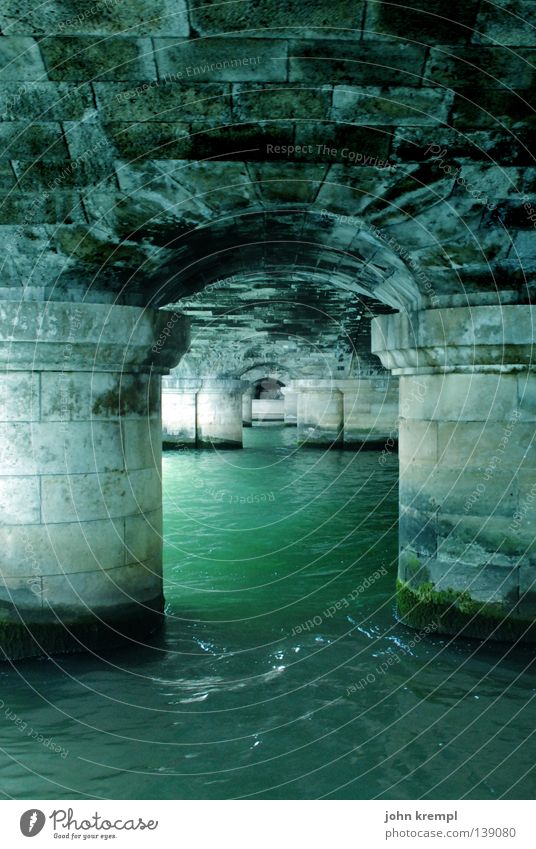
[[0, 301, 188, 659], [162, 377, 198, 447], [162, 377, 247, 448], [372, 306, 536, 642], [282, 386, 298, 426], [295, 380, 344, 447], [337, 376, 399, 448], [242, 389, 253, 427], [197, 379, 246, 448]]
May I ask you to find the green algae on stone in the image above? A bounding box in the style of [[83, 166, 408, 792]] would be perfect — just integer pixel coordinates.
[[396, 579, 536, 643]]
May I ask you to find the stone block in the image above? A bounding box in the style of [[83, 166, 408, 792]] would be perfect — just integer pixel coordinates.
[[0, 191, 85, 225], [11, 158, 118, 189], [399, 506, 437, 557], [391, 127, 536, 165], [428, 558, 519, 606], [112, 160, 254, 222], [232, 83, 331, 120], [294, 123, 392, 162], [472, 1, 536, 46], [59, 120, 118, 188], [41, 468, 161, 523], [437, 512, 535, 563], [190, 0, 363, 37], [0, 518, 126, 578], [196, 389, 243, 447], [400, 373, 518, 422], [523, 168, 536, 194], [398, 547, 433, 586], [0, 228, 70, 296], [399, 465, 436, 514], [485, 198, 536, 230], [0, 421, 126, 475], [116, 158, 251, 199], [400, 463, 518, 518], [436, 528, 519, 572], [289, 40, 426, 86], [297, 388, 344, 445], [189, 121, 294, 161], [449, 164, 524, 201], [154, 37, 287, 82], [121, 419, 162, 471], [0, 372, 40, 422], [82, 186, 197, 232], [246, 162, 328, 204], [40, 37, 156, 82], [94, 81, 232, 122], [0, 0, 190, 37], [40, 372, 109, 422], [437, 420, 536, 469], [363, 0, 480, 43], [416, 305, 536, 349], [0, 162, 18, 191], [398, 419, 438, 465], [0, 37, 47, 81], [0, 576, 43, 615], [516, 471, 536, 518], [103, 121, 192, 160], [512, 230, 536, 261], [42, 561, 162, 613], [0, 122, 68, 160], [0, 81, 94, 120], [332, 86, 453, 126], [124, 509, 162, 565], [450, 89, 536, 130], [41, 372, 159, 421], [424, 46, 536, 90], [0, 476, 40, 524], [315, 163, 399, 213], [517, 374, 536, 421]]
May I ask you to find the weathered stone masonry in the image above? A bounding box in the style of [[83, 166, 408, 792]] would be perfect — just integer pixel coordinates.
[[0, 1, 535, 655]]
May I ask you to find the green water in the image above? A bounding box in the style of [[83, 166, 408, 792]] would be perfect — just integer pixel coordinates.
[[1, 425, 535, 800]]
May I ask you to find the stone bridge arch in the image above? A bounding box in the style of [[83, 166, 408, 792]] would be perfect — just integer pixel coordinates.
[[0, 0, 535, 656]]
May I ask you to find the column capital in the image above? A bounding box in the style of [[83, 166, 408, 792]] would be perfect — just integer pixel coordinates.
[[162, 377, 248, 395], [292, 378, 343, 393], [0, 302, 189, 373], [372, 305, 536, 375]]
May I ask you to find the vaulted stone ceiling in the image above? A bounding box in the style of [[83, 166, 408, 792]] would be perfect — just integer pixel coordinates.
[[167, 271, 394, 379], [0, 0, 534, 314]]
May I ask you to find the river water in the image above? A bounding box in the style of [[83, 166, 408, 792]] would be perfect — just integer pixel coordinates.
[[1, 425, 535, 800]]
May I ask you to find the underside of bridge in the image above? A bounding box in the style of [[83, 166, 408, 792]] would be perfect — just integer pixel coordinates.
[[0, 0, 535, 659]]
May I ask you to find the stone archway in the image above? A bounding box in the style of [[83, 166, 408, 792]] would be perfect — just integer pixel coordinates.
[[0, 0, 534, 656], [3, 201, 535, 655], [152, 207, 536, 643]]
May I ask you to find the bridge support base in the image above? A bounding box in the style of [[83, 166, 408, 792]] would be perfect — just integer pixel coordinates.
[[373, 305, 536, 642]]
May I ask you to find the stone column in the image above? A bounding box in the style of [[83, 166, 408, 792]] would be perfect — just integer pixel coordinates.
[[196, 379, 248, 448], [372, 305, 536, 642], [162, 377, 198, 447], [295, 379, 344, 447], [242, 388, 253, 427], [337, 376, 399, 448], [0, 301, 188, 660], [282, 385, 297, 426]]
